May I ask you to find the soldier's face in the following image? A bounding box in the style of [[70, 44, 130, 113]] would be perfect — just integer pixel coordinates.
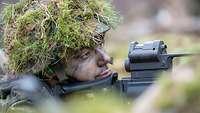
[[65, 48, 113, 81]]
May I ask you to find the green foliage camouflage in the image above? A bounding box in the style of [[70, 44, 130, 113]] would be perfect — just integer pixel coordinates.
[[1, 0, 120, 73]]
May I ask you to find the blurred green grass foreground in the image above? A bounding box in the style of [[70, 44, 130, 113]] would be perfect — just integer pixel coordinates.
[[6, 90, 130, 113]]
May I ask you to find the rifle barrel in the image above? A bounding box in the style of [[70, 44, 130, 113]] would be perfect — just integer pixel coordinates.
[[162, 53, 199, 58]]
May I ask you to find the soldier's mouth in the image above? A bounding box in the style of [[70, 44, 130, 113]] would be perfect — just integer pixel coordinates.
[[96, 69, 112, 79]]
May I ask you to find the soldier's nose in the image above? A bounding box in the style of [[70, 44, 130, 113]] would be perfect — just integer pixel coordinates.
[[95, 48, 113, 67]]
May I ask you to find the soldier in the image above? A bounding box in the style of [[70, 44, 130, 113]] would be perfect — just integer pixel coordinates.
[[0, 0, 120, 112]]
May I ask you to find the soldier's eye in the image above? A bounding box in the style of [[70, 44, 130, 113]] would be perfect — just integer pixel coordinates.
[[81, 51, 90, 59]]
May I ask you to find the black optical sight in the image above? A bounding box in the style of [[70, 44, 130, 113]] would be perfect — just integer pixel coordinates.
[[118, 40, 192, 97]]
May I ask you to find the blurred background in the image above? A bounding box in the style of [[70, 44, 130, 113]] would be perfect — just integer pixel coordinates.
[[111, 0, 200, 39], [104, 0, 200, 75]]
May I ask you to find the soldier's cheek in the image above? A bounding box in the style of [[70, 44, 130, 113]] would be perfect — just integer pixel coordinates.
[[71, 57, 100, 81], [72, 67, 96, 81]]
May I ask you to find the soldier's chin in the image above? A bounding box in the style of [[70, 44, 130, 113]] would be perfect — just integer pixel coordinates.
[[95, 69, 112, 79]]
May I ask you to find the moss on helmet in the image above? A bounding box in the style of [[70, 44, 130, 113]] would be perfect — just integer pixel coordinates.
[[2, 0, 120, 73]]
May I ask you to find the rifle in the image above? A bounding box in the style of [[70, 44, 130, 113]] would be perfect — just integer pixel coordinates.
[[51, 40, 194, 98], [0, 40, 195, 101]]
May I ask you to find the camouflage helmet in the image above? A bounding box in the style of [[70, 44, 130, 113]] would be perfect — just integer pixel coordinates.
[[2, 0, 120, 73]]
